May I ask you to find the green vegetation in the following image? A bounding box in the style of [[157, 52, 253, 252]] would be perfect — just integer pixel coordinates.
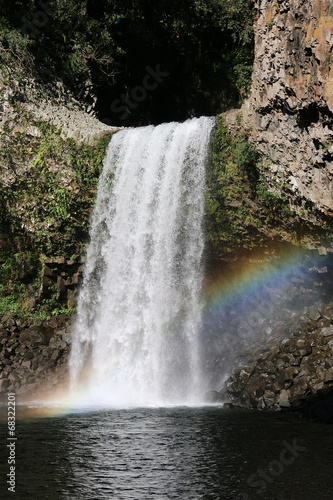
[[0, 106, 112, 255], [0, 20, 33, 78], [0, 251, 76, 319], [206, 116, 259, 255], [0, 106, 113, 320], [0, 0, 255, 124], [205, 116, 331, 260]]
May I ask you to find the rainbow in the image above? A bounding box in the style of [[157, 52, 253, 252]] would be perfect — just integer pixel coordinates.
[[14, 246, 324, 418], [202, 245, 320, 325]]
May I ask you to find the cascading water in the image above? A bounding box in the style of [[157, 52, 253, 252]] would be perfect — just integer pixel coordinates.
[[69, 116, 215, 407]]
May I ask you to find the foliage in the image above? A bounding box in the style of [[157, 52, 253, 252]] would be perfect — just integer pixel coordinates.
[[0, 252, 39, 317], [0, 105, 113, 320], [0, 0, 255, 124], [206, 117, 257, 255], [0, 106, 112, 256], [0, 17, 34, 77], [205, 116, 326, 260], [0, 248, 76, 320]]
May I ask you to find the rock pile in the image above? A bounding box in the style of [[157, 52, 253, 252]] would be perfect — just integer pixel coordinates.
[[223, 303, 333, 415], [0, 315, 71, 398], [203, 252, 333, 390], [204, 251, 333, 422]]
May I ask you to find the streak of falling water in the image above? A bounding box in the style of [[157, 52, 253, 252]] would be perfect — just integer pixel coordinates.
[[69, 117, 215, 407]]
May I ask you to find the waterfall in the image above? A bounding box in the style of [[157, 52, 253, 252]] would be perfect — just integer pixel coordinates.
[[69, 116, 215, 407]]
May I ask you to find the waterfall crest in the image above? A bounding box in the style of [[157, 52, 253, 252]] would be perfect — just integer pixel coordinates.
[[69, 117, 214, 407]]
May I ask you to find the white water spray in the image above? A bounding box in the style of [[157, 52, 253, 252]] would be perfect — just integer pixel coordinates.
[[69, 117, 214, 407]]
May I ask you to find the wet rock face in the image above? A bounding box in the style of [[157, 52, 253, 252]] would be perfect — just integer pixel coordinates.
[[0, 315, 71, 398], [243, 0, 333, 214]]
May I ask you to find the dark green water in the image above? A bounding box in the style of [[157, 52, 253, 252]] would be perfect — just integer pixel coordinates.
[[0, 406, 332, 499]]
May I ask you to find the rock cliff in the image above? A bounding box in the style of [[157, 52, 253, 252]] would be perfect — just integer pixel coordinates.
[[217, 0, 333, 419], [243, 0, 333, 215]]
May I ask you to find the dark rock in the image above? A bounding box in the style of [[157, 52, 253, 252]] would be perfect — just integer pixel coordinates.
[[67, 289, 77, 308], [263, 390, 276, 407], [56, 276, 67, 302], [31, 357, 41, 371], [321, 326, 333, 337], [223, 403, 235, 409], [43, 265, 53, 277], [22, 360, 32, 370], [293, 375, 310, 390], [23, 351, 34, 360], [20, 326, 54, 346], [8, 372, 20, 383], [325, 359, 333, 368], [308, 308, 322, 321], [51, 349, 60, 361], [278, 389, 291, 408], [324, 368, 333, 383], [247, 375, 265, 399], [299, 345, 312, 356], [0, 379, 10, 391]]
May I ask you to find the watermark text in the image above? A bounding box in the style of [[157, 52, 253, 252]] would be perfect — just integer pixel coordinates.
[[7, 392, 16, 493]]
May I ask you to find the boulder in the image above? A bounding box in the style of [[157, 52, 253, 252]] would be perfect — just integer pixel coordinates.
[[278, 390, 291, 408], [20, 326, 54, 347]]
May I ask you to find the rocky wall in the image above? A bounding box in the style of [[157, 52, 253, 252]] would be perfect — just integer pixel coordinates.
[[225, 318, 333, 409], [41, 256, 85, 309], [205, 251, 333, 421], [0, 256, 85, 399], [243, 0, 333, 215], [0, 75, 120, 145], [0, 315, 71, 398]]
